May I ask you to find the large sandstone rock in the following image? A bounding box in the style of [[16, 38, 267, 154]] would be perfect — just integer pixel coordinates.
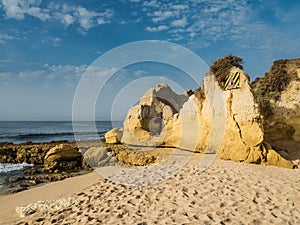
[[107, 66, 296, 168], [217, 68, 264, 162], [121, 84, 189, 146], [44, 144, 82, 172], [252, 59, 300, 166], [163, 68, 293, 168], [252, 59, 300, 142]]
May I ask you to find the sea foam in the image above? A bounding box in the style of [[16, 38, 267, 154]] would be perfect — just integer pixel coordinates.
[[0, 162, 34, 174]]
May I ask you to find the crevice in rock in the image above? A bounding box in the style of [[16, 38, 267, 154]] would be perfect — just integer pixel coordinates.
[[259, 142, 268, 162], [228, 92, 247, 146]]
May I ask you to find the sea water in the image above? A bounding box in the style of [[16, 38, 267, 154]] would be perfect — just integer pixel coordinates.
[[0, 121, 123, 143], [0, 121, 123, 193]]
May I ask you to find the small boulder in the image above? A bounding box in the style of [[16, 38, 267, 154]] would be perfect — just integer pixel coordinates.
[[105, 128, 123, 144], [84, 146, 110, 167], [43, 144, 82, 172]]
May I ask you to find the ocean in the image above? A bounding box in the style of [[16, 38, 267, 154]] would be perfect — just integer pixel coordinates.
[[0, 121, 123, 144], [0, 121, 123, 191]]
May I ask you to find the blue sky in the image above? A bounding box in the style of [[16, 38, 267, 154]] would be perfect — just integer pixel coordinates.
[[0, 0, 299, 121]]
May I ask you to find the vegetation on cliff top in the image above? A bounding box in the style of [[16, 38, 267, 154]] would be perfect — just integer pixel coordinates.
[[210, 54, 244, 90], [194, 54, 244, 102], [251, 59, 299, 118]]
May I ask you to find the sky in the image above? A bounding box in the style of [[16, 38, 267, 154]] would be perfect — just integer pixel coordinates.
[[0, 0, 299, 121]]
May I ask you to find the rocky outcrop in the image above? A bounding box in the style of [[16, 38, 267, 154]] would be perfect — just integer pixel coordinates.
[[252, 58, 300, 141], [116, 149, 157, 166], [107, 66, 295, 168], [44, 144, 82, 172], [0, 142, 53, 165], [104, 128, 123, 144], [217, 68, 264, 162], [121, 84, 189, 146], [252, 59, 300, 166], [83, 146, 120, 167], [0, 141, 90, 194]]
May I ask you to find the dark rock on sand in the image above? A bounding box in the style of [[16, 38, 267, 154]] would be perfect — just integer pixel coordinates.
[[43, 144, 82, 173]]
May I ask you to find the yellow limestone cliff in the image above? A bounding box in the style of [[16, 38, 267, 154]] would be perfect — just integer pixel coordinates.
[[106, 67, 297, 168]]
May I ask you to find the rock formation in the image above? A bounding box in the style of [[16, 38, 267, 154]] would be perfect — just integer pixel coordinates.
[[83, 146, 119, 167], [121, 84, 190, 146], [104, 128, 123, 144], [252, 59, 300, 166], [0, 142, 53, 165], [44, 144, 82, 172], [105, 57, 299, 168]]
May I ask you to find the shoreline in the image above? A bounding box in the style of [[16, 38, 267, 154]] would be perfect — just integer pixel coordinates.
[[0, 140, 98, 195], [0, 171, 101, 224], [0, 140, 175, 195]]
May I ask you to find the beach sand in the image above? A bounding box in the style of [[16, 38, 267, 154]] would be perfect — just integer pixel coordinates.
[[1, 152, 299, 225]]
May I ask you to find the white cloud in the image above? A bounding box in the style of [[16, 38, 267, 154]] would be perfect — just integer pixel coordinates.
[[171, 17, 187, 27], [143, 0, 160, 8], [134, 70, 148, 76], [60, 14, 75, 26], [76, 6, 97, 30], [19, 70, 44, 79], [171, 5, 189, 11], [42, 37, 61, 47], [0, 32, 15, 43], [146, 25, 169, 32], [151, 11, 174, 23], [85, 66, 118, 79], [16, 64, 88, 87], [140, 0, 254, 45], [1, 0, 49, 21], [97, 18, 106, 25], [0, 0, 114, 31]]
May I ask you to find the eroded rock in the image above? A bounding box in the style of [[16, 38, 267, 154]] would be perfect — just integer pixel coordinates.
[[252, 59, 300, 165], [104, 128, 123, 144], [44, 144, 82, 172], [121, 84, 189, 146], [108, 68, 295, 168]]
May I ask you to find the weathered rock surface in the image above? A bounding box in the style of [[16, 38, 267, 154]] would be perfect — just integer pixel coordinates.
[[217, 68, 265, 163], [83, 146, 120, 167], [0, 141, 90, 195], [252, 59, 300, 165], [121, 84, 189, 146], [252, 58, 300, 142], [108, 66, 296, 168], [44, 144, 82, 172], [104, 128, 123, 144]]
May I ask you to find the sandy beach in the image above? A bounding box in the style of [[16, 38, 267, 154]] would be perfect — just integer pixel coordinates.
[[1, 152, 299, 225]]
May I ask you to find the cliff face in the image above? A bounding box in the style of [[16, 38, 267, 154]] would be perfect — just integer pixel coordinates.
[[105, 59, 300, 168], [216, 68, 265, 163], [252, 59, 300, 165]]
